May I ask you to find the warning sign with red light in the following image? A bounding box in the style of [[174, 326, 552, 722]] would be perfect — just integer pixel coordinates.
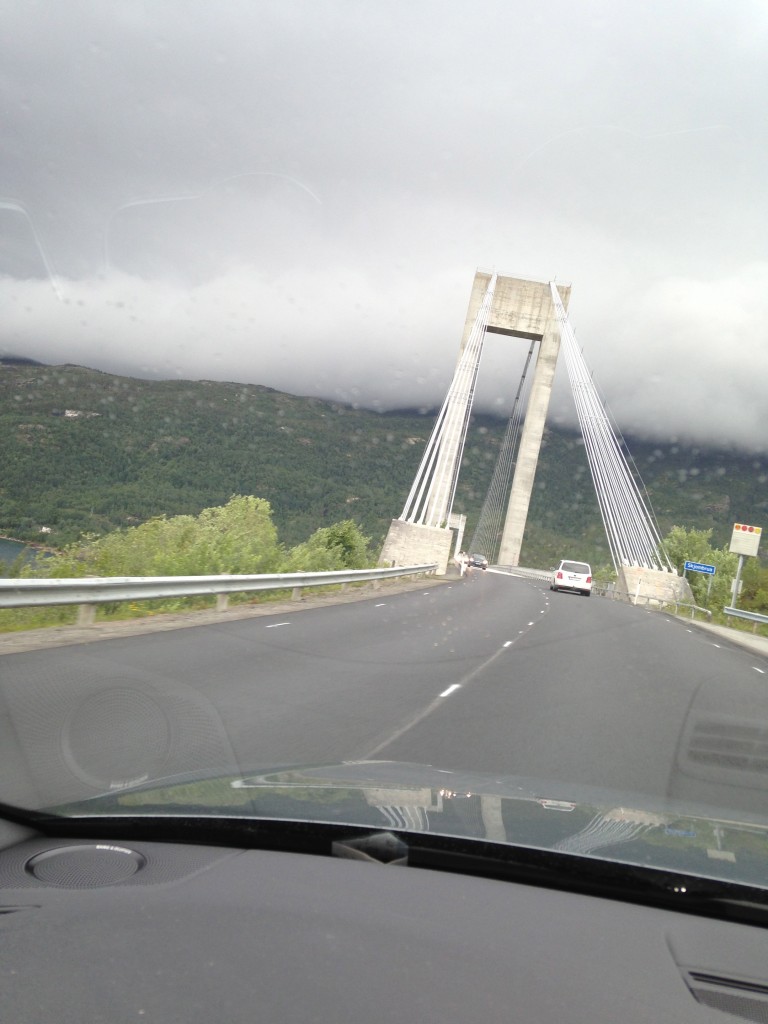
[[729, 523, 763, 557]]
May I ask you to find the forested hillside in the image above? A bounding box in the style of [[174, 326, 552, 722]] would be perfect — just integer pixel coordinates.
[[1, 362, 765, 569]]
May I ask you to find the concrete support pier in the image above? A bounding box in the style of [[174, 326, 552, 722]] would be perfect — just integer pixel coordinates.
[[380, 271, 569, 572], [379, 519, 454, 576], [617, 566, 694, 605], [460, 273, 570, 567]]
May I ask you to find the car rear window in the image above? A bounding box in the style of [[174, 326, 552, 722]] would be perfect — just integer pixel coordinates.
[[561, 561, 590, 574]]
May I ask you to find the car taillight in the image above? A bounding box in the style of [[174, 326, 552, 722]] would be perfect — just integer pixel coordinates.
[[556, 571, 563, 579], [587, 576, 592, 583]]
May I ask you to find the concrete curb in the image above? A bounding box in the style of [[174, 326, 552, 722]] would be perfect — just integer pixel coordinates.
[[682, 617, 768, 658]]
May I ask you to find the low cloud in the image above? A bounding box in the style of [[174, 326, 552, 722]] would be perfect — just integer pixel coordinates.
[[2, 260, 766, 453], [1, 1, 766, 455]]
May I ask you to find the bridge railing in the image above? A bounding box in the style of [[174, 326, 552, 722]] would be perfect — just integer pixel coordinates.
[[0, 564, 438, 626], [592, 584, 713, 620], [494, 566, 713, 621], [493, 566, 552, 582]]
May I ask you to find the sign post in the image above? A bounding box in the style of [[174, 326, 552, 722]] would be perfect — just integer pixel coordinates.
[[728, 523, 762, 609], [684, 560, 716, 601]]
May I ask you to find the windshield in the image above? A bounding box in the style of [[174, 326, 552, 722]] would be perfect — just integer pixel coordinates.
[[559, 562, 590, 574], [1, 1, 767, 899]]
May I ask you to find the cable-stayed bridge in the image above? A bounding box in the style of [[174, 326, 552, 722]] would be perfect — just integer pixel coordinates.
[[380, 271, 691, 604]]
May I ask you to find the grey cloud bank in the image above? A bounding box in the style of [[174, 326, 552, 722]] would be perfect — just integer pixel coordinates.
[[1, 1, 766, 452]]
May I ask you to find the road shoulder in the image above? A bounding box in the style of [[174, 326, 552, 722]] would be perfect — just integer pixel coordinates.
[[0, 575, 447, 656]]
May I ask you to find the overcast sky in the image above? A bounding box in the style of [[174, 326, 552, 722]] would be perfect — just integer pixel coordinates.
[[1, 0, 767, 452]]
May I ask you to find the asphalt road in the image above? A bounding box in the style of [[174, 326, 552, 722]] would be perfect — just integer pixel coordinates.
[[2, 569, 768, 812]]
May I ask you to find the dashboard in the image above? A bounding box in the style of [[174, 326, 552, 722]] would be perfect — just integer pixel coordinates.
[[2, 820, 767, 1023]]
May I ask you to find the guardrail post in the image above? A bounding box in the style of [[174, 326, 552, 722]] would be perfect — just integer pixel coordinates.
[[292, 587, 302, 601], [77, 603, 96, 626], [216, 593, 229, 612]]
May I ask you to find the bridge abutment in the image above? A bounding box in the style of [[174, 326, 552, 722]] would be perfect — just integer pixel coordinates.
[[616, 566, 694, 606], [380, 271, 569, 571], [379, 519, 454, 575]]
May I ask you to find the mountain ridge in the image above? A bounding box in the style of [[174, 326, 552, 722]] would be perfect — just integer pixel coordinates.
[[1, 362, 764, 568]]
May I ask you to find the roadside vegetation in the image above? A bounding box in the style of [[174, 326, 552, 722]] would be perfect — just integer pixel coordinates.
[[0, 496, 374, 632], [660, 525, 768, 633], [1, 364, 765, 633], [1, 363, 765, 560], [1, 507, 765, 637]]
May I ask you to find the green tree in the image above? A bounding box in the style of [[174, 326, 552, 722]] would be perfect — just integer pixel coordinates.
[[283, 520, 373, 572], [662, 525, 738, 611], [25, 496, 283, 580], [740, 559, 768, 614]]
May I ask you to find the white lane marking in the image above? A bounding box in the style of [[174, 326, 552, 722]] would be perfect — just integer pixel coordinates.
[[711, 643, 722, 648], [375, 603, 386, 607], [358, 607, 547, 761], [265, 622, 290, 628], [439, 684, 461, 697], [504, 641, 513, 647], [528, 621, 535, 626], [754, 667, 766, 675]]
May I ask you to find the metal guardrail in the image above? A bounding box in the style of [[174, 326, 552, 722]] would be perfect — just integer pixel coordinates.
[[492, 566, 552, 582], [724, 606, 768, 628], [594, 585, 712, 620], [0, 564, 438, 625]]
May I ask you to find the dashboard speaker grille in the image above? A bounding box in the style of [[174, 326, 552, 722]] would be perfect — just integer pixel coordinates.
[[25, 844, 146, 888], [0, 669, 239, 805], [0, 839, 232, 889], [685, 971, 768, 1024], [678, 715, 768, 789]]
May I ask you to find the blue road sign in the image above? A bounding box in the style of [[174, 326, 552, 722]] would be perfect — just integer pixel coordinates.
[[684, 560, 716, 575]]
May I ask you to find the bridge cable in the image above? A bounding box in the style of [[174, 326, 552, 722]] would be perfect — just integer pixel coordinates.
[[400, 274, 497, 527], [549, 283, 673, 572]]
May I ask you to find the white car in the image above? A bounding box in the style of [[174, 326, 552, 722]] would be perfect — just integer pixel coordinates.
[[551, 560, 592, 596]]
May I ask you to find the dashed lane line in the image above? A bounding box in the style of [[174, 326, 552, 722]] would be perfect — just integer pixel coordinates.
[[358, 607, 548, 760]]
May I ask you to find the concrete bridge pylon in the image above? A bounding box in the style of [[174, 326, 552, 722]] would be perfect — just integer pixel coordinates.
[[380, 271, 569, 573]]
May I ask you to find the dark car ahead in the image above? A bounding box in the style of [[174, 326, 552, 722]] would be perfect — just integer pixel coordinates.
[[468, 553, 488, 569]]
